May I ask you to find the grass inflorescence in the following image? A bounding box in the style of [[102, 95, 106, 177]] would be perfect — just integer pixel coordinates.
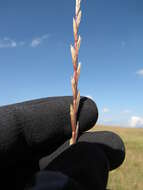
[[70, 0, 82, 145]]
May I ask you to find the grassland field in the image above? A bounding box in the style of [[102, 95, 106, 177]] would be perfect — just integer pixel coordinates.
[[90, 125, 143, 190]]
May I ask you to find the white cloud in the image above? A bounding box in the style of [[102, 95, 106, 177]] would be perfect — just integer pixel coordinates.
[[0, 37, 17, 48], [0, 34, 50, 49], [136, 69, 143, 76], [102, 107, 110, 113], [30, 34, 49, 48], [129, 116, 143, 128], [31, 39, 41, 47]]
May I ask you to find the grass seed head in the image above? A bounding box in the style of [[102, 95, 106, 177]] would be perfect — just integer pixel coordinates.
[[70, 0, 82, 145]]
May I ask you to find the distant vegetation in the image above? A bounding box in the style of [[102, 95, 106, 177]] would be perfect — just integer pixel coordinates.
[[91, 125, 143, 190]]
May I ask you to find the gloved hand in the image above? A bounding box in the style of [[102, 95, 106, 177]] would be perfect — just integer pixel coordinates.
[[0, 96, 98, 189], [0, 96, 125, 190]]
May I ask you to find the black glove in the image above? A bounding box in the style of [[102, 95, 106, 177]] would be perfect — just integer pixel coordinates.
[[0, 96, 98, 189]]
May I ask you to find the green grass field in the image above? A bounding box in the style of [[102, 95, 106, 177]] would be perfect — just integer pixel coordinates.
[[90, 125, 143, 190]]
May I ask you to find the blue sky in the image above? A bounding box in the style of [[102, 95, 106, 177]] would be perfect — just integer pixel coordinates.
[[0, 0, 143, 127]]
